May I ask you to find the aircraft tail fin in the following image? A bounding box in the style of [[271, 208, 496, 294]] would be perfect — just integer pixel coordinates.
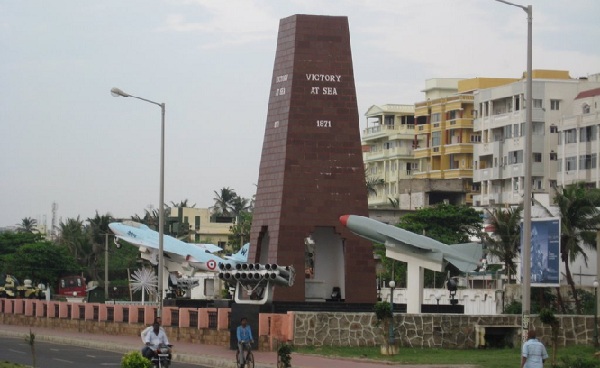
[[227, 243, 250, 263], [445, 242, 483, 272]]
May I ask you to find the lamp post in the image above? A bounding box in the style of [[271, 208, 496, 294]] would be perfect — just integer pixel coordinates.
[[435, 291, 442, 313], [389, 280, 396, 346], [111, 87, 166, 318], [594, 280, 599, 348], [494, 0, 533, 342]]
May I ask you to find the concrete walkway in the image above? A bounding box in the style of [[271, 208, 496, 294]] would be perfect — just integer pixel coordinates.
[[0, 323, 475, 368]]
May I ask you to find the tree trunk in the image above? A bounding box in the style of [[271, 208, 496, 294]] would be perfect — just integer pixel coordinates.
[[564, 260, 581, 313]]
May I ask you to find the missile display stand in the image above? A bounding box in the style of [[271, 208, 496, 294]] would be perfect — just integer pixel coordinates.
[[218, 263, 296, 305]]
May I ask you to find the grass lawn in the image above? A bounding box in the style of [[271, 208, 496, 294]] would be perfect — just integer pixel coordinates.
[[295, 344, 598, 368], [0, 363, 27, 368]]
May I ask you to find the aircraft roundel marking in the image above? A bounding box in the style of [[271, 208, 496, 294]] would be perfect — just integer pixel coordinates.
[[207, 260, 217, 270]]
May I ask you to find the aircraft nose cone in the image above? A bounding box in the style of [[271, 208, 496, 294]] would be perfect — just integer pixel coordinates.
[[339, 215, 350, 226]]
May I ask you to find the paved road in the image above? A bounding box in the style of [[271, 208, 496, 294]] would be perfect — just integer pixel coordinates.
[[0, 336, 211, 368]]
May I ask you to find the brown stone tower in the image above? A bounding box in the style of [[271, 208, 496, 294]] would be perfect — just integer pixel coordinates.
[[249, 14, 376, 303]]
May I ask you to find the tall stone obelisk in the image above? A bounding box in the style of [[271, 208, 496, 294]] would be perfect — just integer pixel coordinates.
[[249, 14, 375, 303]]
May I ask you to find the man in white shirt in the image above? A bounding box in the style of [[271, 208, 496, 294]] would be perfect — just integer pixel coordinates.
[[141, 317, 165, 343], [142, 321, 171, 360]]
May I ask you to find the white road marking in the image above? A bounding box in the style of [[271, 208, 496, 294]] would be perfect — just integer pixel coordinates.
[[8, 348, 25, 354], [53, 358, 74, 363]]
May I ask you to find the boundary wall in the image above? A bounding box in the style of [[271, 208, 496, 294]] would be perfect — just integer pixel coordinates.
[[0, 299, 595, 350]]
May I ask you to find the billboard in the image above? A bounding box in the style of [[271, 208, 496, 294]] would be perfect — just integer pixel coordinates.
[[522, 217, 561, 287]]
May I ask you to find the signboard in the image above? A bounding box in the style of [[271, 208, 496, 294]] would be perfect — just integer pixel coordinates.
[[521, 217, 561, 287]]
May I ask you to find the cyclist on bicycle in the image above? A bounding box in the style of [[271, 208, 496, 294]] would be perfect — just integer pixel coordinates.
[[237, 317, 254, 366]]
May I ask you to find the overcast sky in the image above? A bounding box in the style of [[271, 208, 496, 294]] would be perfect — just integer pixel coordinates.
[[1, 0, 599, 228]]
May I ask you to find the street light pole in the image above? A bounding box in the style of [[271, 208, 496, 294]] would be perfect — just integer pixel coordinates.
[[594, 280, 599, 348], [494, 0, 533, 342], [389, 280, 396, 347], [111, 87, 166, 318]]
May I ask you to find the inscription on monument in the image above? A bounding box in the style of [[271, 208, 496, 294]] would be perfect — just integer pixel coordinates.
[[308, 73, 341, 95]]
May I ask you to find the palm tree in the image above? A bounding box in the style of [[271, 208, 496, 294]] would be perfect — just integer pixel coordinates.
[[86, 212, 114, 282], [553, 182, 600, 314], [213, 187, 237, 215], [57, 217, 87, 264], [170, 199, 196, 208], [17, 217, 38, 233], [366, 177, 384, 196], [482, 205, 522, 287], [230, 196, 251, 217]]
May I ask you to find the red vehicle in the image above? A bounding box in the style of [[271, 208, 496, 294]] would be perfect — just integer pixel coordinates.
[[57, 275, 87, 297]]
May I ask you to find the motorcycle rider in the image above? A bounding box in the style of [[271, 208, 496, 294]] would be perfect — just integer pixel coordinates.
[[142, 321, 171, 362]]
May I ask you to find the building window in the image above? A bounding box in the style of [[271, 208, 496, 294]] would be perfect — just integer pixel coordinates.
[[533, 99, 543, 108], [503, 125, 512, 139], [470, 134, 481, 143], [509, 150, 523, 164], [565, 129, 577, 144], [431, 113, 441, 123], [583, 103, 591, 114], [432, 131, 441, 147], [550, 125, 558, 133], [565, 156, 577, 171], [549, 180, 557, 188], [557, 159, 562, 172], [533, 153, 542, 162], [580, 126, 595, 142], [195, 216, 200, 230], [513, 124, 521, 137], [579, 154, 597, 170], [550, 99, 560, 110], [549, 152, 557, 161]]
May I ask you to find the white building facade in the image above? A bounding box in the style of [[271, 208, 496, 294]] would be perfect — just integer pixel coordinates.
[[472, 71, 600, 207]]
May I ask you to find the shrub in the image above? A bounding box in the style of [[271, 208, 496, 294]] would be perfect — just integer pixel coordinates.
[[121, 351, 153, 368], [277, 343, 293, 367]]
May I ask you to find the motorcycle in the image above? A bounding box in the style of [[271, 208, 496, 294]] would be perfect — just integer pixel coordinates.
[[150, 344, 172, 368]]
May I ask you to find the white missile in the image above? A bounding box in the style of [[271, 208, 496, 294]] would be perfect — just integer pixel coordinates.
[[339, 215, 482, 272]]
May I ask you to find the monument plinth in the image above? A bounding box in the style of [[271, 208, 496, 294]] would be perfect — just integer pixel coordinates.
[[249, 14, 376, 303]]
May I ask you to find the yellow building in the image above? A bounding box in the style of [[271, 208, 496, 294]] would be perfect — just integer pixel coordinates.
[[168, 207, 232, 249], [412, 78, 517, 205]]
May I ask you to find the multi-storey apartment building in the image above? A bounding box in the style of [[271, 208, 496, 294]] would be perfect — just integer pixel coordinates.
[[363, 104, 418, 208], [472, 70, 600, 207], [556, 81, 600, 187]]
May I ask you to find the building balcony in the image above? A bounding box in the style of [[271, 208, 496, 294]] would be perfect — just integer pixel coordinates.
[[444, 143, 473, 155], [475, 140, 503, 158], [414, 147, 431, 159], [473, 167, 501, 182], [446, 117, 473, 129], [444, 168, 473, 179], [363, 124, 416, 142]]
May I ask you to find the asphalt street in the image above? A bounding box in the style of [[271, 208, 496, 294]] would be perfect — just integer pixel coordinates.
[[0, 336, 210, 368]]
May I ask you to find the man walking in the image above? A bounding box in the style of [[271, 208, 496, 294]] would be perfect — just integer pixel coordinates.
[[521, 329, 548, 368]]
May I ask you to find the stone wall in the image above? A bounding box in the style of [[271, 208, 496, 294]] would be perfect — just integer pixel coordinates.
[[292, 312, 598, 349]]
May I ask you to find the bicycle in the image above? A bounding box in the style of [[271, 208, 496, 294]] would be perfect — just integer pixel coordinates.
[[236, 342, 254, 368]]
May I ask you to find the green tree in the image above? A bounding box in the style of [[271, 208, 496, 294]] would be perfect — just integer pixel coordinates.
[[0, 231, 43, 256], [366, 174, 384, 197], [481, 205, 522, 286], [86, 212, 114, 283], [229, 211, 252, 251], [397, 203, 483, 244], [4, 241, 80, 284], [18, 217, 38, 233], [553, 182, 600, 314], [170, 199, 196, 208], [213, 187, 237, 216]]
